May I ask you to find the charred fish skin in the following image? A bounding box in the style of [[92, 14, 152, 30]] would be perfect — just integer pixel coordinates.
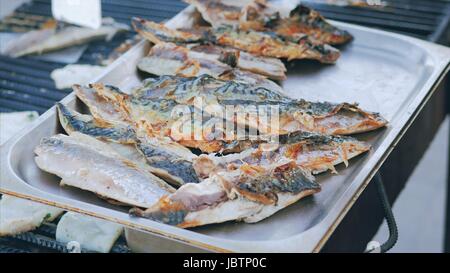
[[137, 42, 285, 93], [281, 5, 353, 45], [240, 3, 353, 46], [136, 139, 200, 186], [34, 134, 174, 208], [131, 162, 320, 228], [57, 103, 202, 187], [187, 43, 288, 80], [193, 131, 370, 178], [56, 103, 136, 144], [212, 25, 341, 63]]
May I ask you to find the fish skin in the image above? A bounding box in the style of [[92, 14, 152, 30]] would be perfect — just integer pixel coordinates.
[[2, 28, 55, 57], [136, 137, 201, 186], [137, 42, 284, 93], [34, 133, 175, 208], [77, 80, 386, 153], [193, 131, 371, 179], [132, 17, 340, 63], [183, 0, 254, 28], [12, 20, 129, 57], [56, 103, 136, 144], [218, 98, 388, 136], [185, 0, 352, 45], [57, 103, 201, 187], [130, 162, 320, 228], [75, 83, 228, 153]]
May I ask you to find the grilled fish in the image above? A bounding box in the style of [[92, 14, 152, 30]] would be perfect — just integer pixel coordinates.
[[77, 82, 271, 153], [75, 80, 386, 153], [56, 102, 136, 144], [218, 99, 388, 135], [9, 18, 129, 57], [240, 3, 353, 45], [138, 42, 284, 93], [132, 74, 289, 103], [132, 17, 340, 63], [132, 75, 387, 135], [34, 133, 175, 208], [184, 0, 254, 28], [73, 84, 130, 127], [131, 161, 320, 227], [57, 103, 201, 187], [185, 0, 352, 45], [187, 44, 287, 80], [193, 131, 371, 179]]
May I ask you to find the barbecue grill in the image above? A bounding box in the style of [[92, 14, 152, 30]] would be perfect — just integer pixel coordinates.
[[1, 0, 450, 253]]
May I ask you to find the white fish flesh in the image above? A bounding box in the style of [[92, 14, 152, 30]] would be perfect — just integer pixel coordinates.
[[138, 42, 284, 93], [34, 133, 175, 208]]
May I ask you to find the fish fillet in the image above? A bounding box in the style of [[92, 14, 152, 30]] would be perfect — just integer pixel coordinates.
[[0, 195, 64, 236], [34, 133, 174, 208], [131, 162, 320, 228], [56, 212, 123, 253], [57, 103, 200, 187], [193, 131, 371, 179], [132, 17, 340, 63]]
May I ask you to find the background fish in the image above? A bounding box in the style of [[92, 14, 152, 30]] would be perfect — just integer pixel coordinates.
[[132, 17, 340, 63], [187, 43, 287, 80], [57, 103, 201, 187], [137, 42, 284, 93], [57, 103, 136, 144]]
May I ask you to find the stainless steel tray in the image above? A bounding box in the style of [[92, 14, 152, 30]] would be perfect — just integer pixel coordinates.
[[2, 6, 450, 252]]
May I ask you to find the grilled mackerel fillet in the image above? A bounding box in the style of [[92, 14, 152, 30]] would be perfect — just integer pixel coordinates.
[[132, 17, 340, 63], [137, 42, 284, 93]]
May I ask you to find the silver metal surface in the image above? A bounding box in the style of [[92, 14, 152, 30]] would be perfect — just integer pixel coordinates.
[[1, 6, 450, 252]]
